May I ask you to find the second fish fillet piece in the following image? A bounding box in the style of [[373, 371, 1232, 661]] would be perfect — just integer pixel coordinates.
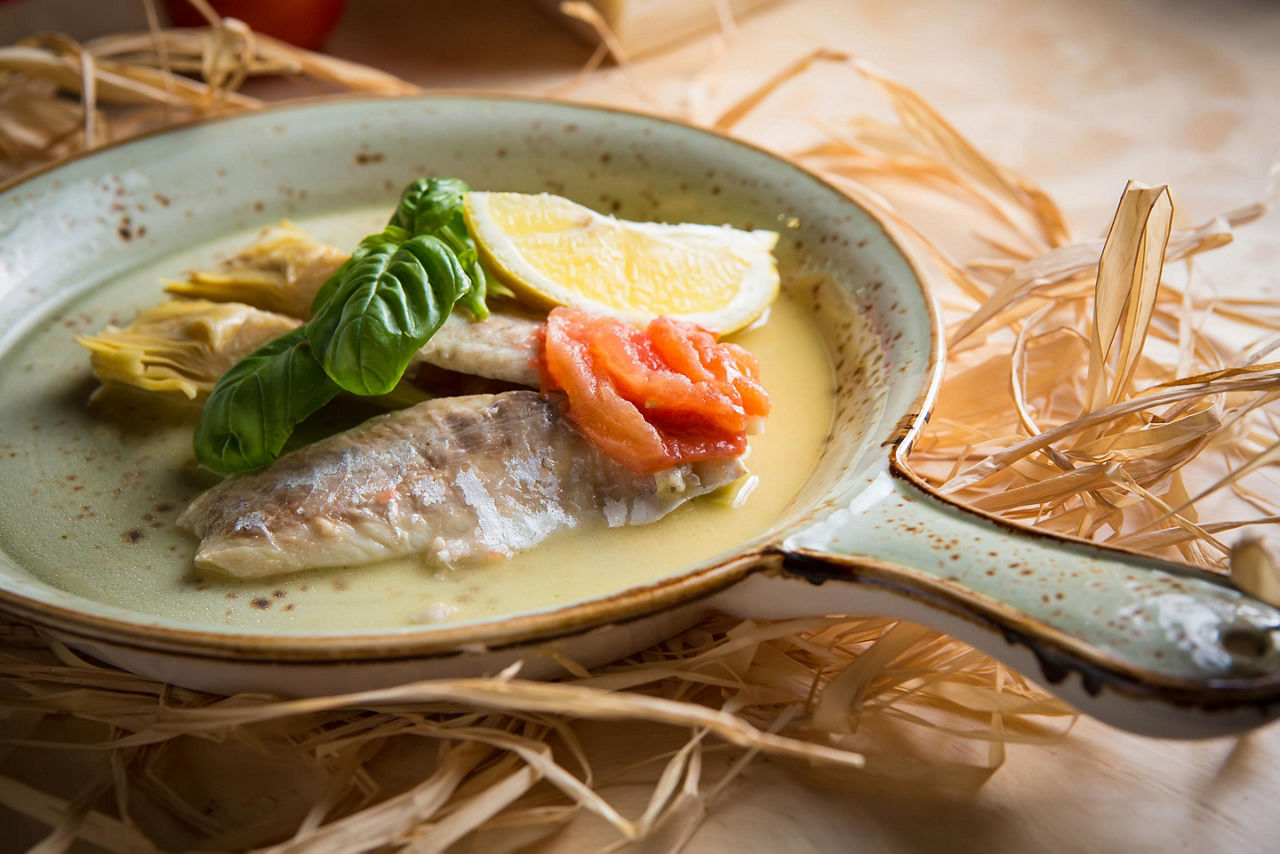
[[179, 391, 746, 578], [412, 308, 540, 387]]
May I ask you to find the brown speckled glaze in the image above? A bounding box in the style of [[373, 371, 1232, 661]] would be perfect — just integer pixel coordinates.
[[1, 95, 1279, 738]]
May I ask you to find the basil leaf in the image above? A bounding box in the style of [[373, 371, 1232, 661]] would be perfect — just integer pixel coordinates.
[[388, 177, 469, 236], [307, 229, 407, 316], [307, 233, 472, 396], [193, 327, 341, 474], [439, 211, 490, 320], [194, 178, 490, 474], [308, 256, 352, 318], [457, 258, 490, 320]]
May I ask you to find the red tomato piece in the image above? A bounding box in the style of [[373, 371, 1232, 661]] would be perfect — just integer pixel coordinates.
[[541, 311, 672, 473], [539, 307, 770, 474], [589, 327, 745, 434], [648, 317, 717, 383]]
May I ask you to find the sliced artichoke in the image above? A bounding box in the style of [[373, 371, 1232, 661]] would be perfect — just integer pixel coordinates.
[[164, 221, 347, 319], [77, 300, 299, 400]]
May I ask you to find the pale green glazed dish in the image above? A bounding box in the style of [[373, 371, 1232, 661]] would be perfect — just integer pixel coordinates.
[[1, 96, 1279, 738]]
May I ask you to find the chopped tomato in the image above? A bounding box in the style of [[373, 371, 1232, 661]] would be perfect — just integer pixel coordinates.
[[541, 313, 667, 471], [539, 308, 770, 474]]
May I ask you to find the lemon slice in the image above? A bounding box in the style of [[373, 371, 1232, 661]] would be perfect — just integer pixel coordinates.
[[464, 192, 779, 333]]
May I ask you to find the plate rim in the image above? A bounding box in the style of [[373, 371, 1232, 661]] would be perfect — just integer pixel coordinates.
[[0, 91, 941, 661]]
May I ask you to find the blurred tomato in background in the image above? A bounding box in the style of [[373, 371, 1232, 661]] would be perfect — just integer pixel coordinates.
[[165, 0, 347, 49]]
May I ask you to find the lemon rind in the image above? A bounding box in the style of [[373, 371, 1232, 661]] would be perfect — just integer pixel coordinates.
[[464, 192, 780, 334]]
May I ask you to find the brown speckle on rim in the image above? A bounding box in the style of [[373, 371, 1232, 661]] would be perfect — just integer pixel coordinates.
[[253, 201, 264, 213], [123, 528, 144, 543], [272, 589, 287, 598], [251, 598, 271, 610], [355, 152, 385, 165], [332, 580, 349, 592]]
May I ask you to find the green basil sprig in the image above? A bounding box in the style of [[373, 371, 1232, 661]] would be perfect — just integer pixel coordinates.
[[442, 209, 490, 321], [307, 230, 471, 396], [389, 177, 468, 236], [193, 177, 489, 474], [389, 178, 490, 321], [192, 327, 341, 474]]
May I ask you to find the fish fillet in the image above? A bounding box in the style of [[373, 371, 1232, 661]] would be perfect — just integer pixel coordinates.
[[412, 308, 541, 387], [179, 391, 746, 578]]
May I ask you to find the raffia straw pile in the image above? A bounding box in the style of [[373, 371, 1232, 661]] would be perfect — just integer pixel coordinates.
[[0, 3, 414, 183], [708, 48, 1279, 576], [1, 7, 1278, 852]]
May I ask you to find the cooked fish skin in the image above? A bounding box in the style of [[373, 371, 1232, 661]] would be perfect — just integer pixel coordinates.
[[179, 391, 746, 578], [412, 308, 541, 387]]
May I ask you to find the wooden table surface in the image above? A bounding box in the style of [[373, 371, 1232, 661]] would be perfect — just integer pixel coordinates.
[[3, 0, 1280, 849]]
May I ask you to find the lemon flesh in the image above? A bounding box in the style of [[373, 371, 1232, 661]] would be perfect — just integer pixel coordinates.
[[464, 192, 779, 334]]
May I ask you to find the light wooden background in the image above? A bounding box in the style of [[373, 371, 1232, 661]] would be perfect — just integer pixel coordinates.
[[2, 0, 1279, 849]]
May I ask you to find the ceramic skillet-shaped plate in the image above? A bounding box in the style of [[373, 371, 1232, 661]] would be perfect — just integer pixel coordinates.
[[1, 96, 1279, 739]]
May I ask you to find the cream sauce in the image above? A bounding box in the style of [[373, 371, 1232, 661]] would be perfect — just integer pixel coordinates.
[[0, 208, 835, 633]]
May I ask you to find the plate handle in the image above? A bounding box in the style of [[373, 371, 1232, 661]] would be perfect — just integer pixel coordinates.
[[713, 467, 1280, 738]]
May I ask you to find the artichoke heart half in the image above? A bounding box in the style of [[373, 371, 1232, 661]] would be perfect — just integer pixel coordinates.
[[77, 300, 299, 400], [164, 221, 347, 319]]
